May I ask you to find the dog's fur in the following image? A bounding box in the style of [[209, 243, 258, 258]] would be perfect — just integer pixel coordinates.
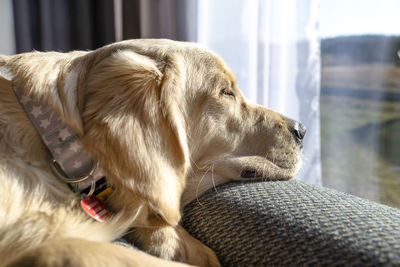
[[0, 39, 303, 266]]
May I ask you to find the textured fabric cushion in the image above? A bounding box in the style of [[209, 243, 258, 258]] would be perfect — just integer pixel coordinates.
[[182, 180, 400, 266]]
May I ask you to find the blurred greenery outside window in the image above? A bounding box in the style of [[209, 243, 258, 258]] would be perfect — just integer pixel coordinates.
[[319, 0, 400, 209], [320, 35, 400, 208]]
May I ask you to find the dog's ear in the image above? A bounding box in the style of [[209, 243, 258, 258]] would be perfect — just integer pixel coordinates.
[[159, 55, 190, 177], [0, 51, 88, 134], [153, 54, 190, 222], [83, 50, 189, 226]]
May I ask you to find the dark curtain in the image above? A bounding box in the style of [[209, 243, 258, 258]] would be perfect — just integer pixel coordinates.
[[12, 0, 197, 53], [13, 0, 115, 52], [122, 0, 197, 41]]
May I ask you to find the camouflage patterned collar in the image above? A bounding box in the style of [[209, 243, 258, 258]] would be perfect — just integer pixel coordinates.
[[14, 86, 107, 190]]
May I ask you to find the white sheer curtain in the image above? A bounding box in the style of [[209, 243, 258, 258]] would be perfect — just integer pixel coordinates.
[[196, 0, 321, 184]]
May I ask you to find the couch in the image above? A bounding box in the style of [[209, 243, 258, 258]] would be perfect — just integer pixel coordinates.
[[181, 180, 400, 266]]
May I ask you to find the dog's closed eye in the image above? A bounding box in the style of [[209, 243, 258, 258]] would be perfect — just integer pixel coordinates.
[[220, 87, 235, 97]]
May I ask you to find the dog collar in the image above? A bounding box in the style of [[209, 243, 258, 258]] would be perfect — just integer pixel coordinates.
[[13, 86, 112, 222]]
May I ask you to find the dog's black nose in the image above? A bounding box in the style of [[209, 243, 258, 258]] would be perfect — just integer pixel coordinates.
[[290, 121, 306, 145]]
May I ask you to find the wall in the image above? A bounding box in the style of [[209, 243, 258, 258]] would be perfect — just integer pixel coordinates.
[[0, 0, 15, 55]]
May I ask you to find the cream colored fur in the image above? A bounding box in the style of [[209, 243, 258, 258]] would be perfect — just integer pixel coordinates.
[[0, 39, 302, 266]]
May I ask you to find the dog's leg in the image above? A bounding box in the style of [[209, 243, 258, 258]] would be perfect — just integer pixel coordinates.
[[127, 222, 220, 267], [6, 238, 190, 267]]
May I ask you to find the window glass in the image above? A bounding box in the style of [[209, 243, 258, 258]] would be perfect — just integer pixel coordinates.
[[320, 0, 400, 208]]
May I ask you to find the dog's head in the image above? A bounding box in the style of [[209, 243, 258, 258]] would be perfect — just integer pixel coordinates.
[[179, 47, 305, 183], [0, 39, 305, 223]]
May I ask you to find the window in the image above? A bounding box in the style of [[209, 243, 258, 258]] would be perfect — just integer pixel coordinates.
[[320, 0, 400, 208]]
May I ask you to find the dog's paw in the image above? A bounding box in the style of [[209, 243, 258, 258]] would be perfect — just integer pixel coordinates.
[[6, 238, 193, 267], [133, 225, 220, 267], [177, 227, 221, 267], [5, 249, 81, 267]]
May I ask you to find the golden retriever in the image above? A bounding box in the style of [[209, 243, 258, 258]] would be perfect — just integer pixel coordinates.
[[0, 39, 305, 266]]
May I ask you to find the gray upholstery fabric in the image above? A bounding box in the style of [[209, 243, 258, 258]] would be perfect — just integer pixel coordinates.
[[182, 180, 400, 266]]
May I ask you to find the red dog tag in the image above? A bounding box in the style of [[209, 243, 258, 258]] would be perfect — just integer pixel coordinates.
[[80, 195, 109, 222]]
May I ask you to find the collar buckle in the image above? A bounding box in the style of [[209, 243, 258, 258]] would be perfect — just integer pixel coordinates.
[[50, 159, 98, 184]]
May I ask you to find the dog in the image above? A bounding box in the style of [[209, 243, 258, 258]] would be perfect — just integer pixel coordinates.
[[0, 39, 305, 266]]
